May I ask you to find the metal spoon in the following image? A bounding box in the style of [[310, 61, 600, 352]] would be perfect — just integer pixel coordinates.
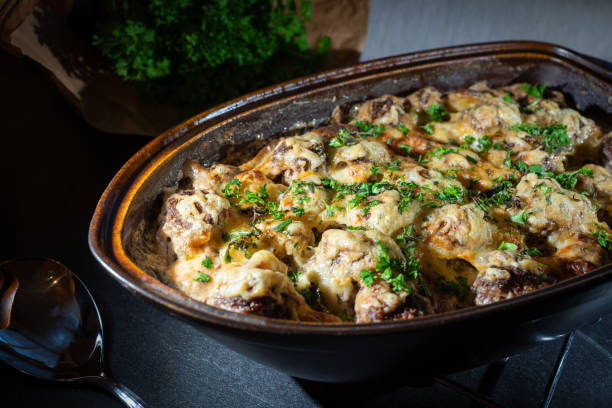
[[0, 258, 147, 408]]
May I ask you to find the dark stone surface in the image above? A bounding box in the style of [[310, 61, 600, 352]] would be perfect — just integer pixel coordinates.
[[2, 41, 612, 408]]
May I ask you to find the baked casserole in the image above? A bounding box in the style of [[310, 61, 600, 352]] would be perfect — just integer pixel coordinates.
[[155, 82, 612, 323]]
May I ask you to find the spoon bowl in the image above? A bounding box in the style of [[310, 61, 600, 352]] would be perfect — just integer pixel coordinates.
[[0, 258, 146, 407]]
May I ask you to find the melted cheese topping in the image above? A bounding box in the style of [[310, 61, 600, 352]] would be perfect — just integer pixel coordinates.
[[156, 82, 612, 323]]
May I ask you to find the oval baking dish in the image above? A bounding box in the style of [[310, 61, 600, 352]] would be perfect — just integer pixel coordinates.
[[89, 41, 612, 382]]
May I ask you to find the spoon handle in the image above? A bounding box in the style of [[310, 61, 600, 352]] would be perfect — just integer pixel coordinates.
[[84, 375, 149, 408]]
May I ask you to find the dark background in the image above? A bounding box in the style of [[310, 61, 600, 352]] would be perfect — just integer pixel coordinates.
[[3, 1, 612, 406]]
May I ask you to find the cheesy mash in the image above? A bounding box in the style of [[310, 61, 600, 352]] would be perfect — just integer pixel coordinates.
[[155, 82, 612, 323]]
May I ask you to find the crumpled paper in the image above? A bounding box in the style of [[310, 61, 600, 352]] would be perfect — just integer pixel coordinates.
[[1, 0, 370, 136]]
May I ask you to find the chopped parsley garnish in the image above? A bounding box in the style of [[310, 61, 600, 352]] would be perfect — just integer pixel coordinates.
[[223, 178, 242, 198], [353, 120, 386, 138], [503, 150, 515, 168], [400, 144, 412, 154], [422, 123, 434, 135], [360, 270, 375, 287], [359, 239, 419, 292], [543, 124, 570, 154], [427, 146, 458, 159], [274, 218, 293, 232], [436, 185, 465, 204], [555, 167, 593, 190], [266, 201, 285, 220], [346, 225, 366, 230], [201, 257, 213, 269], [526, 164, 553, 177], [503, 93, 514, 103], [498, 241, 518, 251], [510, 123, 542, 136], [511, 123, 570, 154], [395, 226, 419, 247], [398, 193, 414, 213], [473, 174, 519, 210], [227, 229, 254, 241], [475, 135, 504, 154], [397, 124, 410, 135], [536, 182, 552, 197], [370, 166, 380, 176], [329, 127, 355, 147], [591, 225, 612, 251], [426, 104, 448, 122], [465, 155, 478, 164], [521, 82, 547, 99], [194, 271, 211, 283], [288, 271, 301, 284], [384, 159, 402, 171], [292, 206, 305, 216], [323, 200, 343, 217], [361, 199, 382, 216], [241, 184, 268, 206], [286, 181, 314, 211], [514, 160, 528, 172], [224, 228, 261, 261], [377, 239, 419, 290], [347, 195, 363, 211], [509, 209, 532, 225], [524, 101, 540, 111], [524, 247, 542, 257]]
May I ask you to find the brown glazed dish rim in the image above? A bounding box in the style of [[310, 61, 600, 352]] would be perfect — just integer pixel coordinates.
[[89, 41, 612, 336]]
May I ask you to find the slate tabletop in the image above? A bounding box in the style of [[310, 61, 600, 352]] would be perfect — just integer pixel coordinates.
[[3, 1, 612, 407]]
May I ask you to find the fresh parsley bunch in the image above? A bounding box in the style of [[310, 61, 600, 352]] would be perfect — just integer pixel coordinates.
[[93, 0, 330, 117]]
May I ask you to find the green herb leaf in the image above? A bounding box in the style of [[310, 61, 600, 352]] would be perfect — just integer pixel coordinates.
[[274, 218, 293, 232], [223, 178, 242, 198], [329, 128, 354, 147], [523, 247, 542, 257], [384, 159, 402, 171], [591, 225, 612, 251], [510, 123, 541, 136], [555, 167, 593, 190], [288, 271, 301, 283], [400, 144, 412, 154], [360, 270, 375, 287], [427, 146, 458, 159], [498, 242, 518, 251], [323, 200, 343, 217], [361, 199, 382, 216], [509, 209, 532, 225], [201, 257, 213, 269], [426, 104, 448, 122], [521, 82, 547, 99], [397, 124, 410, 135], [194, 271, 211, 283], [422, 123, 434, 135], [353, 120, 386, 138], [436, 185, 465, 204], [543, 124, 570, 154]]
